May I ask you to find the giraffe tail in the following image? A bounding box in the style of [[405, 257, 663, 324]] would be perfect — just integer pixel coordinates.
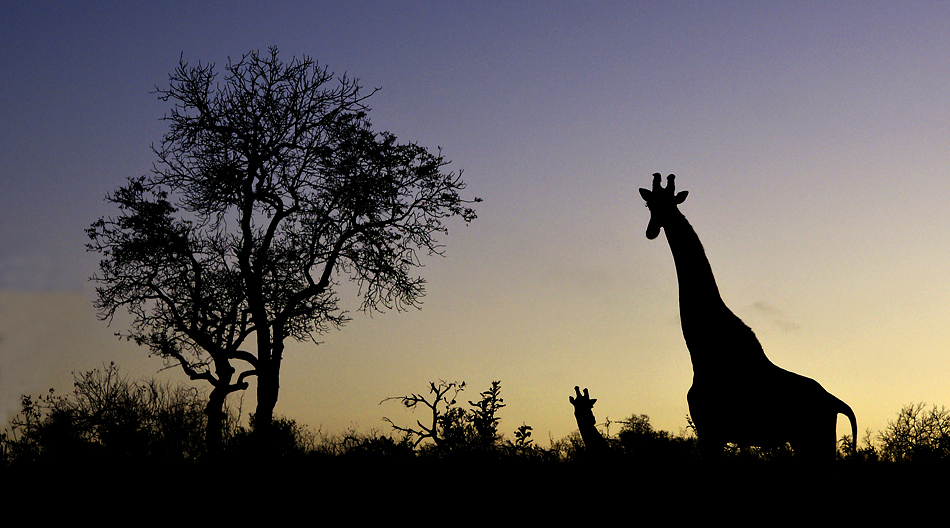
[[837, 397, 858, 456]]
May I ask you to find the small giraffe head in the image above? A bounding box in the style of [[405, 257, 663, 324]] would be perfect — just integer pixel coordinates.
[[639, 173, 688, 240], [570, 386, 597, 425]]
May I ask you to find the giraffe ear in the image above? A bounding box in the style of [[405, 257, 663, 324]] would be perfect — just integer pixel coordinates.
[[639, 188, 651, 201], [675, 190, 688, 204], [590, 398, 597, 406]]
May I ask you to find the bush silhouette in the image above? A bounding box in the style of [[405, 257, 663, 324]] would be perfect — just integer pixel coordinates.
[[879, 403, 950, 463], [9, 370, 950, 480], [2, 363, 207, 466]]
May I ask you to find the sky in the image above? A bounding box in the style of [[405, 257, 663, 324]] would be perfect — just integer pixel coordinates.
[[3, 1, 950, 446]]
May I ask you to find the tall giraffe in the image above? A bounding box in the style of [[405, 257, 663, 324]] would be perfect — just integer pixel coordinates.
[[639, 173, 857, 460]]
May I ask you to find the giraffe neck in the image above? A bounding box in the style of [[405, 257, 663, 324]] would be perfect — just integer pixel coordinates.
[[662, 208, 725, 312], [662, 208, 770, 374], [575, 410, 609, 453]]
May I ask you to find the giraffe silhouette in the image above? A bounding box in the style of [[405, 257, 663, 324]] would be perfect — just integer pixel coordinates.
[[569, 386, 610, 454], [639, 173, 857, 460]]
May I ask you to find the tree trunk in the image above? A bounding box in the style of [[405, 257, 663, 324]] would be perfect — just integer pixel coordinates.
[[254, 355, 282, 452], [204, 357, 235, 457], [205, 388, 226, 456]]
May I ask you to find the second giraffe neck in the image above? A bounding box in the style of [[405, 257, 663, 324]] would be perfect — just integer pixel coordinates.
[[663, 209, 725, 311], [575, 410, 608, 453]]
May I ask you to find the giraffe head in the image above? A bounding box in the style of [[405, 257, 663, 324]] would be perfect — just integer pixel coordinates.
[[639, 173, 688, 240], [570, 386, 597, 425]]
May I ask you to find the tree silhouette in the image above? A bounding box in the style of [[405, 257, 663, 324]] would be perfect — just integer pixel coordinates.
[[381, 380, 467, 448], [879, 402, 950, 462], [468, 380, 505, 449], [87, 47, 479, 451], [382, 380, 508, 455]]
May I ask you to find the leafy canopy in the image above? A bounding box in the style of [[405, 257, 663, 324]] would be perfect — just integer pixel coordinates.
[[87, 47, 479, 400]]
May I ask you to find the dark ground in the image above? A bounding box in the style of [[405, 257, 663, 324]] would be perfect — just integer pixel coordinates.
[[5, 456, 944, 522]]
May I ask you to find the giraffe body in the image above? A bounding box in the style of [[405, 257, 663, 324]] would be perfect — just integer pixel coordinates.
[[640, 173, 857, 460]]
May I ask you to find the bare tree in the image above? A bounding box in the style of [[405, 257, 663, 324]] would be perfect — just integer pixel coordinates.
[[879, 402, 950, 462], [381, 380, 467, 448], [87, 47, 479, 451]]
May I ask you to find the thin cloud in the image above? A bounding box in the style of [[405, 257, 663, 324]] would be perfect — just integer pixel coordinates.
[[752, 301, 801, 333]]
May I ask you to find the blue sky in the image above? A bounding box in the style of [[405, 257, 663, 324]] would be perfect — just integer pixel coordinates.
[[3, 1, 950, 444]]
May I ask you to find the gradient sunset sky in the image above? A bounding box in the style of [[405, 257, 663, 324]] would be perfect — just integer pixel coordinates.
[[3, 1, 950, 444]]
